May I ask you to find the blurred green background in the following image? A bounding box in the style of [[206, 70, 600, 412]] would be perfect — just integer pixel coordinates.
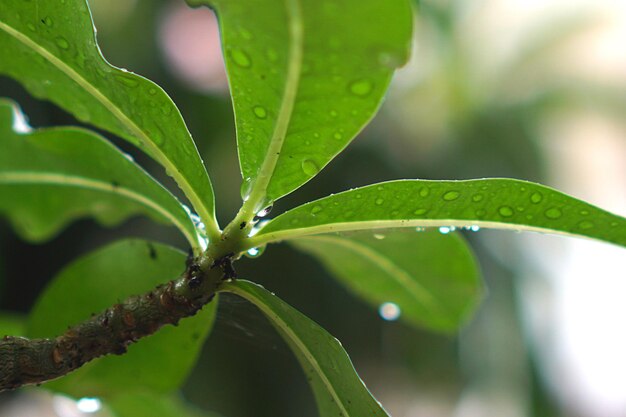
[[1, 0, 626, 416]]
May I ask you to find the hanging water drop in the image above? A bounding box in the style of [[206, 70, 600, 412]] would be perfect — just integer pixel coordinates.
[[256, 205, 273, 218], [245, 245, 266, 258], [378, 302, 401, 321]]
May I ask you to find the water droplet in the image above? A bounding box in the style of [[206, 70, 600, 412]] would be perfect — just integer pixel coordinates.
[[55, 36, 69, 50], [256, 205, 273, 218], [240, 177, 253, 200], [348, 79, 373, 96], [415, 227, 426, 232], [333, 132, 342, 140], [469, 225, 481, 232], [580, 210, 589, 215], [122, 153, 134, 162], [373, 234, 385, 240], [545, 207, 562, 219], [253, 106, 267, 119], [475, 209, 486, 217], [313, 132, 320, 138], [413, 208, 427, 215], [439, 226, 452, 234], [27, 23, 36, 32], [530, 192, 543, 204], [114, 74, 139, 88], [148, 87, 157, 95], [375, 198, 384, 205], [245, 246, 266, 258], [443, 191, 460, 201], [266, 48, 278, 62], [310, 205, 323, 215], [42, 16, 53, 27], [329, 110, 338, 118], [472, 194, 484, 202], [230, 48, 252, 68], [76, 397, 102, 413], [498, 206, 514, 217], [355, 193, 363, 199], [578, 220, 594, 230], [301, 159, 320, 177], [378, 302, 401, 321], [419, 187, 430, 197], [240, 29, 253, 40]]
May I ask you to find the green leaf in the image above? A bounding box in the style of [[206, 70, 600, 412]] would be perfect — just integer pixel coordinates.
[[221, 280, 390, 417], [0, 312, 26, 337], [251, 179, 626, 248], [0, 100, 202, 249], [0, 1, 218, 238], [108, 391, 221, 417], [290, 230, 482, 332], [27, 239, 217, 397], [190, 0, 412, 217]]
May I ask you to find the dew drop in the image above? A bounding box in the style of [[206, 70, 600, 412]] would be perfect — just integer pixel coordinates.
[[472, 194, 484, 202], [373, 233, 385, 240], [469, 225, 481, 232], [475, 209, 486, 217], [439, 226, 453, 234], [530, 192, 543, 204], [443, 191, 460, 201], [329, 110, 338, 118], [76, 397, 102, 413], [256, 205, 273, 218], [545, 207, 562, 219], [55, 36, 69, 50], [240, 177, 253, 200], [378, 302, 401, 321], [578, 220, 594, 230], [266, 48, 278, 62], [42, 16, 53, 27], [253, 106, 267, 119], [348, 79, 373, 96], [419, 187, 430, 197], [498, 206, 514, 217], [310, 205, 323, 215], [580, 210, 590, 215], [333, 132, 343, 140], [114, 74, 139, 88], [230, 48, 252, 68], [27, 23, 36, 32], [245, 246, 266, 258], [301, 159, 320, 177], [413, 208, 427, 215], [375, 198, 384, 205]]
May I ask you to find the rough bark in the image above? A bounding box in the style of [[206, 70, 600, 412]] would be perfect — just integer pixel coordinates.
[[0, 254, 234, 391]]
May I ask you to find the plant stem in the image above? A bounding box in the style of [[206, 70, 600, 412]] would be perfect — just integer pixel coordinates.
[[0, 253, 234, 392]]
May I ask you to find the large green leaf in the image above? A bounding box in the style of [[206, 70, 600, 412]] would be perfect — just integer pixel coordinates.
[[250, 179, 626, 248], [290, 230, 482, 332], [0, 1, 218, 237], [188, 0, 412, 217], [0, 100, 202, 249], [108, 391, 221, 417], [221, 280, 390, 417], [27, 239, 217, 397]]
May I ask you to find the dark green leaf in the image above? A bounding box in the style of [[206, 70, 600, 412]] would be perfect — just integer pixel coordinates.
[[189, 0, 412, 217], [0, 312, 26, 337], [221, 280, 390, 417], [251, 179, 626, 248], [290, 230, 482, 332], [0, 1, 218, 237], [108, 391, 221, 417], [0, 100, 201, 249], [27, 239, 217, 397]]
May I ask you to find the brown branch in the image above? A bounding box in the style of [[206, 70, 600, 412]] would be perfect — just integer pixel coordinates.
[[0, 254, 235, 392]]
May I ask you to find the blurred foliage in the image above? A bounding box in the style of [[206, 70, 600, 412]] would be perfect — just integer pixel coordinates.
[[0, 0, 624, 415]]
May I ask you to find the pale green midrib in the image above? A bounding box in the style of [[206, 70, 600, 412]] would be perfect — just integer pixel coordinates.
[[0, 20, 218, 238], [0, 171, 198, 248], [296, 235, 444, 318], [246, 218, 610, 248], [235, 0, 304, 222], [223, 283, 351, 416]]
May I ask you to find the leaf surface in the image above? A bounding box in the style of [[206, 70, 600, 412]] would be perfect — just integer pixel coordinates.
[[189, 0, 412, 215], [0, 100, 201, 249], [221, 280, 390, 417], [252, 179, 626, 248], [27, 240, 217, 397], [290, 230, 482, 332], [0, 1, 218, 235]]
